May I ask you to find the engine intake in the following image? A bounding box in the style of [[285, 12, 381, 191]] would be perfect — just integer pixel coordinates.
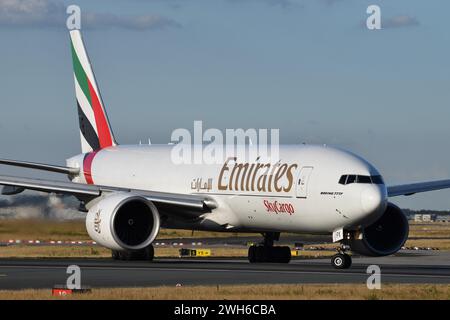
[[346, 203, 409, 257], [86, 193, 160, 251]]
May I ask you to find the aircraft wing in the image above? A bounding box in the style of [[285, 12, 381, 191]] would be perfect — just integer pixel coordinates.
[[388, 179, 450, 197], [0, 175, 215, 217], [0, 158, 79, 175]]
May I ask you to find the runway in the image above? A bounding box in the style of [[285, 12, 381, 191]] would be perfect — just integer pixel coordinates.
[[0, 251, 449, 289]]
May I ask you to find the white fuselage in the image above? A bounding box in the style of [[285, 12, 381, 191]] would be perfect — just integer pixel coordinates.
[[67, 144, 388, 234]]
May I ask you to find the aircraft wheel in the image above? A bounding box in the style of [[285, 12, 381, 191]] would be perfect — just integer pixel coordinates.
[[255, 245, 269, 262], [270, 246, 291, 263], [141, 244, 155, 261], [248, 245, 257, 263], [125, 245, 155, 261], [111, 245, 156, 261], [248, 246, 292, 263], [279, 246, 292, 263], [343, 253, 352, 269], [111, 250, 120, 260], [331, 253, 351, 269], [118, 250, 133, 261]]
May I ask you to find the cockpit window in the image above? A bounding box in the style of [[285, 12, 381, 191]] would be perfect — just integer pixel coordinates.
[[346, 175, 356, 184], [357, 175, 372, 184], [339, 174, 384, 185], [371, 175, 384, 185]]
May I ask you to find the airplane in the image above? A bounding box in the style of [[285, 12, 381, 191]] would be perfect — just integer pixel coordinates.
[[1, 30, 449, 269]]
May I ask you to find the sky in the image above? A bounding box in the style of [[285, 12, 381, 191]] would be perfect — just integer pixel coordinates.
[[0, 0, 449, 210]]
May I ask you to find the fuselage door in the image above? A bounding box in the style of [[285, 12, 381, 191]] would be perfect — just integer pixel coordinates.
[[296, 166, 313, 198]]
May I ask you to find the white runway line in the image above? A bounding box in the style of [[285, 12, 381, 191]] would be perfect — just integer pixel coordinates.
[[0, 264, 448, 280]]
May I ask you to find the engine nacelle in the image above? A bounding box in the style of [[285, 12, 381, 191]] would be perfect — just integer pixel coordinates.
[[86, 193, 160, 251], [346, 203, 409, 257]]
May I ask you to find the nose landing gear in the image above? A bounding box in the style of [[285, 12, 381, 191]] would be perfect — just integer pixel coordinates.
[[248, 232, 291, 263], [331, 244, 352, 269]]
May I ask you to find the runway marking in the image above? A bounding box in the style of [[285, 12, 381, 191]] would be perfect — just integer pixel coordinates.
[[0, 265, 449, 280]]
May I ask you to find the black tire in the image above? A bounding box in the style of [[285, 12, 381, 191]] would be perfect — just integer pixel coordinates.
[[112, 245, 155, 261], [111, 250, 120, 260], [331, 253, 346, 269], [268, 246, 291, 263], [343, 254, 352, 269], [118, 250, 132, 261], [141, 245, 155, 261], [249, 246, 292, 263], [279, 246, 291, 263], [248, 246, 257, 263], [255, 245, 269, 263]]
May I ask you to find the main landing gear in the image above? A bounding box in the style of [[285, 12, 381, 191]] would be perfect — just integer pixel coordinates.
[[248, 232, 291, 263], [112, 244, 154, 261], [331, 245, 352, 269]]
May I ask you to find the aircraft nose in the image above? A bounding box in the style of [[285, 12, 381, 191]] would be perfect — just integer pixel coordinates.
[[361, 185, 387, 216]]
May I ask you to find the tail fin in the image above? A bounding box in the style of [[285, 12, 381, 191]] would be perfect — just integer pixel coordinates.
[[69, 30, 117, 153]]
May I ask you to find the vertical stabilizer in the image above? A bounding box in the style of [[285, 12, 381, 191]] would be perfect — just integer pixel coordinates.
[[70, 30, 117, 153]]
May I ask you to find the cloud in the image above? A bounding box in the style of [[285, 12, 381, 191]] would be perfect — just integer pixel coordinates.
[[383, 15, 420, 29], [317, 0, 344, 6], [0, 0, 64, 28], [82, 12, 181, 30], [0, 0, 180, 30], [360, 14, 420, 30], [226, 0, 294, 8], [0, 192, 83, 220]]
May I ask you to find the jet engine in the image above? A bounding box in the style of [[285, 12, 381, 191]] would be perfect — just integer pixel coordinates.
[[85, 193, 160, 251], [346, 203, 409, 257]]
